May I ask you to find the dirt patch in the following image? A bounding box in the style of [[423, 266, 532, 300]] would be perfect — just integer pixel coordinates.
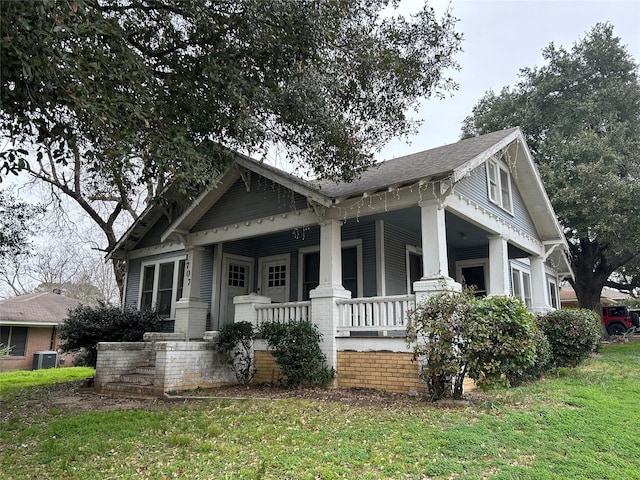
[[2, 381, 484, 424]]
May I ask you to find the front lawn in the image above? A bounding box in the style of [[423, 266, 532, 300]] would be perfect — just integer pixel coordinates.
[[1, 344, 639, 479]]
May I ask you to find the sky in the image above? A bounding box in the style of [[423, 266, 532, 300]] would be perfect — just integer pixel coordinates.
[[378, 0, 640, 160]]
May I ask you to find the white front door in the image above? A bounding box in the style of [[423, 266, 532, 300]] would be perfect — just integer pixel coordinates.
[[258, 255, 290, 304], [221, 254, 254, 326]]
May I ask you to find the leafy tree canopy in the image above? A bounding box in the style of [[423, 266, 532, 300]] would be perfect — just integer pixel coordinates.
[[461, 23, 640, 310], [1, 0, 462, 193], [0, 189, 44, 261]]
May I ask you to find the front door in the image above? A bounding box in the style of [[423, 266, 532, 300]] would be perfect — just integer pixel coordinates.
[[258, 255, 290, 303], [221, 254, 254, 326]]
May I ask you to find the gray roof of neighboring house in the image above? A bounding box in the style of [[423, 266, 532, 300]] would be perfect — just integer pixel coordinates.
[[0, 292, 82, 326]]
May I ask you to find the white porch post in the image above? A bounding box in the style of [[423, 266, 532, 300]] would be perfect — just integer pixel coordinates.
[[309, 220, 350, 374], [413, 199, 461, 302], [488, 235, 510, 296], [174, 247, 209, 340], [529, 255, 549, 313]]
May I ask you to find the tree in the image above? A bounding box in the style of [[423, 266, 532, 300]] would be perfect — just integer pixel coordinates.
[[1, 0, 462, 296], [0, 189, 44, 263], [461, 23, 640, 313]]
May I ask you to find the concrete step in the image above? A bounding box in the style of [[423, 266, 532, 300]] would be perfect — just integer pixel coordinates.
[[134, 366, 156, 376], [102, 382, 157, 397], [120, 373, 155, 386]]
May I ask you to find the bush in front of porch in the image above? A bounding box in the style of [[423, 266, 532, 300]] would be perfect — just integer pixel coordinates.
[[406, 293, 541, 400], [259, 320, 334, 387]]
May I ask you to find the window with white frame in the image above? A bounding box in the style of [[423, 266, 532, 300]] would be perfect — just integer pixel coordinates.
[[486, 159, 513, 212], [548, 279, 559, 309], [511, 266, 532, 308], [139, 257, 186, 318]]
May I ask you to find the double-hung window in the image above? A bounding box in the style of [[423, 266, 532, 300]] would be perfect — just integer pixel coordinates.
[[139, 257, 186, 318], [511, 266, 532, 308], [487, 159, 513, 212]]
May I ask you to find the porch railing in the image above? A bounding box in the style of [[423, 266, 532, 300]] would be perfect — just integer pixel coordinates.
[[337, 294, 415, 331], [255, 301, 311, 327]]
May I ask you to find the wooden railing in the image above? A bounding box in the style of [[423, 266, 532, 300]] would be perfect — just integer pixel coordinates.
[[254, 301, 311, 327], [337, 294, 415, 331]]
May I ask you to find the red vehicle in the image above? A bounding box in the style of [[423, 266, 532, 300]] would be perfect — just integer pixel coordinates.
[[602, 306, 637, 336]]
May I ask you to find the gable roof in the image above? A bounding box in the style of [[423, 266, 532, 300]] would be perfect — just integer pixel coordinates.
[[0, 291, 82, 326], [109, 127, 567, 261], [314, 127, 520, 198]]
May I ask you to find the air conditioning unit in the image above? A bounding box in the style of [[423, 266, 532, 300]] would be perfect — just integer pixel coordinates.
[[32, 351, 58, 370]]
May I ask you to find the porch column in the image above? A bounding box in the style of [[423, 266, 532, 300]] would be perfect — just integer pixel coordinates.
[[488, 235, 510, 296], [174, 247, 209, 340], [309, 220, 350, 375], [529, 255, 549, 313], [413, 199, 461, 302]]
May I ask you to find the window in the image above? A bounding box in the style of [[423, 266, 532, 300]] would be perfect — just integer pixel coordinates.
[[511, 266, 532, 308], [0, 326, 28, 356], [548, 280, 558, 309], [139, 257, 186, 318], [299, 241, 362, 300], [406, 246, 423, 294], [486, 159, 513, 212]]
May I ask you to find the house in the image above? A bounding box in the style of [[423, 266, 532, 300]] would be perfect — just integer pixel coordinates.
[[0, 290, 81, 372], [96, 127, 572, 394], [559, 283, 630, 309]]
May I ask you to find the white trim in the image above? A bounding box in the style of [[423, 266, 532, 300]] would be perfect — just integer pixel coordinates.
[[297, 239, 363, 300], [405, 244, 423, 294], [128, 242, 185, 260], [220, 253, 255, 326], [257, 254, 291, 302], [455, 258, 489, 295], [486, 158, 514, 215], [211, 243, 224, 330], [510, 263, 532, 307], [137, 255, 187, 319]]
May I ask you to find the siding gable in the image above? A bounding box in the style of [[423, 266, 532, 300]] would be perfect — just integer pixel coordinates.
[[192, 172, 310, 233], [455, 162, 538, 239]]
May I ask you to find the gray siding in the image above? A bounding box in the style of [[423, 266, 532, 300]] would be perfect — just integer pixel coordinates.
[[383, 223, 421, 295], [192, 173, 310, 232], [343, 221, 377, 297], [135, 215, 171, 249], [456, 163, 538, 239]]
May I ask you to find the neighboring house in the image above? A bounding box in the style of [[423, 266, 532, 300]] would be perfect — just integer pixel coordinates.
[[559, 283, 630, 309], [0, 290, 81, 372], [98, 127, 573, 394]]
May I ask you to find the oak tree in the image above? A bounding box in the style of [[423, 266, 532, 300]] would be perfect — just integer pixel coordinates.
[[462, 23, 640, 312]]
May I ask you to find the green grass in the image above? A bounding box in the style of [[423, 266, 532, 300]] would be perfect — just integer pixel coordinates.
[[0, 366, 95, 395], [1, 344, 640, 479]]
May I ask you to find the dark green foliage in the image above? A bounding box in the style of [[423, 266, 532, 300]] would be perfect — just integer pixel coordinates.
[[1, 0, 462, 184], [407, 292, 540, 400], [466, 296, 538, 389], [0, 191, 44, 260], [506, 320, 552, 387], [406, 292, 474, 400], [462, 23, 640, 311], [216, 321, 256, 385], [537, 309, 602, 368], [58, 304, 163, 367], [259, 321, 334, 388]]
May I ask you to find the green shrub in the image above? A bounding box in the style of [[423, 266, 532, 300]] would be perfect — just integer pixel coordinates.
[[536, 309, 602, 368], [58, 304, 163, 367], [507, 327, 552, 386], [406, 292, 473, 399], [407, 293, 542, 400], [259, 320, 334, 387], [216, 321, 256, 385], [466, 296, 538, 389]]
